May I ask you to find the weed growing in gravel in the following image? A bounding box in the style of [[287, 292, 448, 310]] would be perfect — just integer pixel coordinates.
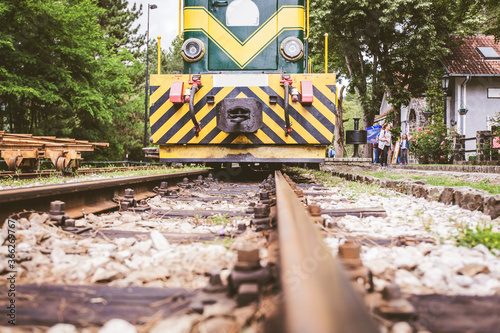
[[209, 236, 234, 249], [287, 167, 342, 187], [456, 224, 500, 252], [208, 214, 230, 225]]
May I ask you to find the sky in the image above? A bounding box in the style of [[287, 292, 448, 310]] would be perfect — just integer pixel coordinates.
[[128, 0, 180, 50]]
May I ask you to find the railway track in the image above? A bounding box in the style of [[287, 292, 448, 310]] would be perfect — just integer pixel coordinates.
[[0, 167, 499, 332], [0, 165, 170, 180]]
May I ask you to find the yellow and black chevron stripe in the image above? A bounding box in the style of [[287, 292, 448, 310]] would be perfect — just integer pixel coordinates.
[[150, 74, 336, 145], [184, 6, 304, 69]]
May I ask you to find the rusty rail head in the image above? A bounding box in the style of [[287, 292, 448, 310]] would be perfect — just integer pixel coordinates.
[[274, 171, 378, 333]]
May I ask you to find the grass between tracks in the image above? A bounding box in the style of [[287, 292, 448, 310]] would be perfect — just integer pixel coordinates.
[[0, 165, 208, 190], [287, 167, 389, 200], [360, 171, 500, 195]]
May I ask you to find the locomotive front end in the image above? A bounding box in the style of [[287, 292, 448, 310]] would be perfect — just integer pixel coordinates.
[[149, 0, 336, 164]]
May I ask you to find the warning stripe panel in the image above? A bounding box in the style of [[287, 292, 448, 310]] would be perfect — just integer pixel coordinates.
[[149, 74, 336, 145]]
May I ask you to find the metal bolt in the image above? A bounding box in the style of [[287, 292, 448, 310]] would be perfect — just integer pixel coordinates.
[[382, 283, 402, 301], [206, 173, 214, 182], [238, 223, 247, 231], [197, 175, 203, 181], [307, 204, 322, 216], [235, 247, 261, 270], [208, 271, 222, 286], [50, 200, 65, 215], [62, 219, 77, 232], [183, 178, 189, 184], [124, 188, 134, 198], [253, 203, 270, 218], [237, 283, 259, 307], [259, 191, 270, 200], [160, 181, 168, 189], [338, 241, 361, 260]]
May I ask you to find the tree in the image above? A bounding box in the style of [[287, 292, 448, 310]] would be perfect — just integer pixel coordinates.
[[0, 0, 144, 160], [309, 0, 482, 157], [97, 0, 143, 53], [480, 0, 500, 41]]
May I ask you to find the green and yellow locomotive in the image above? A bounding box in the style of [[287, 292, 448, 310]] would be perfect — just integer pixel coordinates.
[[149, 0, 336, 164]]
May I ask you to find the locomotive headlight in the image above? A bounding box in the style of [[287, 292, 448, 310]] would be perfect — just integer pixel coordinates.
[[181, 38, 205, 62], [280, 37, 304, 61]]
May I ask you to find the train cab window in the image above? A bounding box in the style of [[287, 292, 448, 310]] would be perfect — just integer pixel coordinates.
[[226, 0, 259, 26]]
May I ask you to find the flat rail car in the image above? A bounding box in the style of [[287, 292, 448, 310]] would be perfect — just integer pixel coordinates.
[[149, 0, 336, 164]]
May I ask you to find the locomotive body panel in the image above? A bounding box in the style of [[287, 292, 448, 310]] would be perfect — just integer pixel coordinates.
[[149, 0, 336, 163]]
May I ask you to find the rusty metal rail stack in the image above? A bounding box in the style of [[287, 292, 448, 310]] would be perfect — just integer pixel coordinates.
[[0, 132, 109, 172], [274, 171, 377, 333]]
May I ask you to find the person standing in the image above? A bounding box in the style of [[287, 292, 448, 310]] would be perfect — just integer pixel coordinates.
[[400, 133, 409, 165], [378, 123, 391, 167]]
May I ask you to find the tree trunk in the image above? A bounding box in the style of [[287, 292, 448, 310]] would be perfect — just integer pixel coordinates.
[[334, 85, 346, 158]]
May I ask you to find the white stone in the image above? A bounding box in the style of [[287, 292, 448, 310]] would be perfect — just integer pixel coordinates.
[[17, 242, 33, 253], [421, 267, 448, 291], [150, 231, 170, 251], [390, 322, 412, 333], [114, 237, 136, 249], [120, 214, 141, 224], [29, 213, 50, 225], [473, 244, 492, 257], [51, 247, 67, 265], [47, 323, 78, 333], [131, 240, 152, 254], [87, 243, 117, 257], [395, 269, 423, 288], [75, 219, 88, 228], [454, 274, 473, 288], [99, 319, 137, 333], [150, 314, 201, 333], [113, 250, 132, 262]]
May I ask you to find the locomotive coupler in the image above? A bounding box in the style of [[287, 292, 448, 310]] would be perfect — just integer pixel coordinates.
[[188, 75, 203, 136], [280, 75, 294, 136]]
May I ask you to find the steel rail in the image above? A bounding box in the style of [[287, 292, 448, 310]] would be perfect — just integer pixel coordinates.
[[0, 169, 209, 223], [0, 165, 169, 180], [274, 171, 377, 333]]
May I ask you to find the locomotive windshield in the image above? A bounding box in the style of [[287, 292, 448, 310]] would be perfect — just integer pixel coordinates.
[[226, 0, 259, 26]]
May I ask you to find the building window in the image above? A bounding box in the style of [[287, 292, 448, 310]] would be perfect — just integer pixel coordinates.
[[226, 0, 259, 27], [409, 109, 416, 122], [487, 88, 500, 98]]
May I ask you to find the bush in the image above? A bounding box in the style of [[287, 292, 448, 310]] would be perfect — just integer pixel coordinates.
[[410, 122, 454, 164], [456, 224, 500, 252]]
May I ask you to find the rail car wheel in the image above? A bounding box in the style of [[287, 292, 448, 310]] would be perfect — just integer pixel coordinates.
[[6, 156, 20, 171], [55, 157, 79, 175], [5, 156, 37, 172], [55, 156, 66, 172]]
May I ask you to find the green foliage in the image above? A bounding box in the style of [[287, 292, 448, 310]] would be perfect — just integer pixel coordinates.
[[410, 122, 454, 164], [456, 224, 500, 252], [309, 0, 482, 132], [480, 0, 500, 41], [208, 214, 231, 225]]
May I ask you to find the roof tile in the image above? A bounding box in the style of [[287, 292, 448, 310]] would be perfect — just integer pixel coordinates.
[[443, 35, 500, 75]]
